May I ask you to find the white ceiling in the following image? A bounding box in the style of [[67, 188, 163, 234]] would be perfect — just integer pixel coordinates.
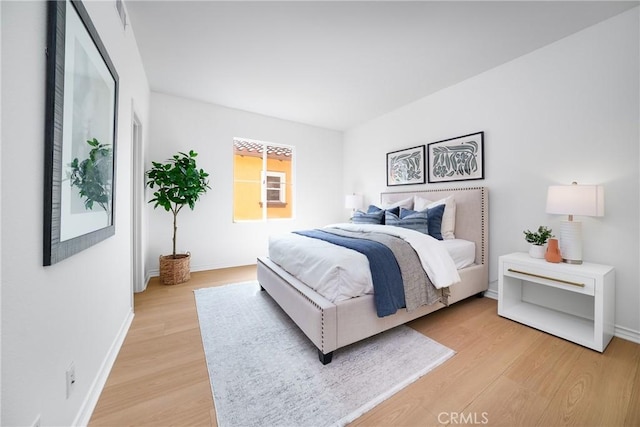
[[126, 1, 637, 131]]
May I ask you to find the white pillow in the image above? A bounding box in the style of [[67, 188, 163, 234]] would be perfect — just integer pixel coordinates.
[[382, 196, 414, 210], [414, 195, 456, 239]]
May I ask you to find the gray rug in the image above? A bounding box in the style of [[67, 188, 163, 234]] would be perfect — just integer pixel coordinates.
[[194, 282, 454, 427]]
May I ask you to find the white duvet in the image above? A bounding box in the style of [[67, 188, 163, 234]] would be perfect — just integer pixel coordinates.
[[268, 223, 462, 303]]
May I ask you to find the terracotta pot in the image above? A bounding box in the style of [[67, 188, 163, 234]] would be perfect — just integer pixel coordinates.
[[528, 244, 546, 259], [159, 253, 191, 285], [545, 238, 562, 263]]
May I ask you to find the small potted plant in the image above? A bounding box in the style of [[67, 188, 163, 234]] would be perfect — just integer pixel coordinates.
[[146, 150, 210, 285], [523, 226, 554, 259]]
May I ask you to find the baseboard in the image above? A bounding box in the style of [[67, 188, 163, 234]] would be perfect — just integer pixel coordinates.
[[483, 288, 498, 300], [147, 268, 159, 280], [614, 324, 640, 345], [139, 271, 153, 293], [73, 310, 134, 426], [143, 265, 218, 284], [145, 262, 253, 282]]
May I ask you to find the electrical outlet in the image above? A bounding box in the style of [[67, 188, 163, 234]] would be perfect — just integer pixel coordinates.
[[66, 363, 76, 399]]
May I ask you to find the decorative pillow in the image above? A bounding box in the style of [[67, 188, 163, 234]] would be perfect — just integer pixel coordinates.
[[367, 205, 399, 225], [383, 197, 414, 210], [414, 195, 456, 239], [400, 204, 446, 240], [385, 209, 429, 235], [352, 209, 384, 224]]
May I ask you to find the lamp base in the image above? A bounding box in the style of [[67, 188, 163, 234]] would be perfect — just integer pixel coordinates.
[[559, 220, 583, 264]]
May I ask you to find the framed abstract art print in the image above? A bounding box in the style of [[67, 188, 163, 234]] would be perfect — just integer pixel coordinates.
[[44, 0, 119, 265], [386, 145, 426, 186], [427, 132, 484, 183]]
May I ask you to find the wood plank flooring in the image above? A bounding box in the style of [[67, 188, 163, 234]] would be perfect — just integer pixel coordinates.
[[90, 266, 640, 426]]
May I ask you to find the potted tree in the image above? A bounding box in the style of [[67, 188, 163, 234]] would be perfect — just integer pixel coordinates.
[[146, 150, 210, 285], [523, 225, 553, 259]]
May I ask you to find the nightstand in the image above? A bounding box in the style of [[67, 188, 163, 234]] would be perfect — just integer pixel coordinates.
[[498, 252, 615, 352]]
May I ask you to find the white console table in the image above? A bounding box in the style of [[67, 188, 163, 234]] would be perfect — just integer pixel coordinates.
[[498, 252, 615, 352]]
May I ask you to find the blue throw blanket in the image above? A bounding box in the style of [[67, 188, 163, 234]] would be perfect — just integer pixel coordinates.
[[294, 229, 405, 317]]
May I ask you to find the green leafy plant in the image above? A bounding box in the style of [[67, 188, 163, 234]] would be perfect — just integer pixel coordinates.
[[69, 138, 113, 224], [523, 226, 554, 246], [146, 150, 210, 258]]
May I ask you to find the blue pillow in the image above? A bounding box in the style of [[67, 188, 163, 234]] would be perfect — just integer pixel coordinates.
[[352, 209, 384, 224], [427, 204, 446, 240], [367, 205, 399, 225], [398, 204, 445, 240], [385, 209, 429, 235]]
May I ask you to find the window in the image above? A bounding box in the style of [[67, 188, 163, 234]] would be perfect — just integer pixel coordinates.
[[265, 171, 286, 205], [233, 138, 294, 221]]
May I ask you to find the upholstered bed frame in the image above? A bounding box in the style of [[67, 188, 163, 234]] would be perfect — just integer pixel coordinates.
[[257, 187, 488, 364]]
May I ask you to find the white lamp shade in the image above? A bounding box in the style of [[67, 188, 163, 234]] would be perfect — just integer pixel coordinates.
[[345, 194, 363, 210], [546, 184, 604, 217]]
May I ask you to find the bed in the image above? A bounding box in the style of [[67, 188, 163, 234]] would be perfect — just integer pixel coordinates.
[[257, 187, 488, 364]]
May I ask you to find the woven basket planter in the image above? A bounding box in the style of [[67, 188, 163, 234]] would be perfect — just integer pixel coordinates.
[[159, 253, 191, 285]]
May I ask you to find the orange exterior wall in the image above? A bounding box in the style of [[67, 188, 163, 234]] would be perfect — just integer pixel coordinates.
[[233, 154, 292, 221]]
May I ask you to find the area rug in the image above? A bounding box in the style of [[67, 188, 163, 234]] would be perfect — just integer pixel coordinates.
[[194, 281, 455, 427]]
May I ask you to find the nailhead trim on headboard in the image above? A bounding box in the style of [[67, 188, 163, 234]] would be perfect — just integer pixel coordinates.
[[479, 187, 486, 265], [380, 186, 487, 266]]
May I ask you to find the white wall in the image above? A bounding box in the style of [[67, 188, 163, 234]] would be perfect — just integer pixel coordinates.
[[1, 1, 150, 426], [344, 8, 640, 338], [146, 93, 344, 275]]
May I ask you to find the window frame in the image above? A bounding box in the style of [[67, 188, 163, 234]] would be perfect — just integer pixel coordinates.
[[233, 137, 295, 222], [265, 171, 286, 205]]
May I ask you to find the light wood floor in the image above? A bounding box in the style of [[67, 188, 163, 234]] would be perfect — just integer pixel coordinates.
[[90, 266, 640, 426]]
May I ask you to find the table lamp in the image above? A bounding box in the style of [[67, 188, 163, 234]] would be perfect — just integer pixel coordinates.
[[546, 182, 604, 264], [344, 194, 363, 215]]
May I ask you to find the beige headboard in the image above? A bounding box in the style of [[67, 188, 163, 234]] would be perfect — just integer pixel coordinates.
[[380, 187, 488, 266]]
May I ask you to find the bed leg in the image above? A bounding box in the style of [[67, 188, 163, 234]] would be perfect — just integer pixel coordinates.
[[318, 350, 333, 365], [476, 291, 484, 298], [259, 284, 265, 291]]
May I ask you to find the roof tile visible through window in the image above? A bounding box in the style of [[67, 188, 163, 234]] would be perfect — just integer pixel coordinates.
[[233, 139, 292, 160]]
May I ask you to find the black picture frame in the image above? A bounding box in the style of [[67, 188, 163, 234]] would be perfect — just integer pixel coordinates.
[[386, 145, 426, 186], [427, 132, 484, 183], [44, 0, 119, 266]]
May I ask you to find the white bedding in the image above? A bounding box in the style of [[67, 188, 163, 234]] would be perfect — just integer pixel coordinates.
[[440, 239, 476, 270], [268, 223, 465, 303]]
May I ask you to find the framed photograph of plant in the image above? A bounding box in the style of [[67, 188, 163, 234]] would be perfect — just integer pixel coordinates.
[[427, 132, 484, 183], [43, 0, 119, 265], [386, 145, 426, 186]]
